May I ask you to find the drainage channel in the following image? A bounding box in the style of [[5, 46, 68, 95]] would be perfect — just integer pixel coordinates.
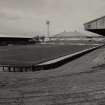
[[32, 44, 104, 71]]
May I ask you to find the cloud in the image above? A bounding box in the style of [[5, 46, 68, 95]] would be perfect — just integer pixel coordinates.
[[0, 9, 23, 20], [0, 0, 105, 34]]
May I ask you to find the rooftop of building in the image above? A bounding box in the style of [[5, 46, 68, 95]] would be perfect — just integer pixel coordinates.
[[84, 16, 105, 25]]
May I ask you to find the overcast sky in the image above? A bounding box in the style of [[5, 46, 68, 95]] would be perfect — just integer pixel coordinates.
[[0, 0, 105, 35]]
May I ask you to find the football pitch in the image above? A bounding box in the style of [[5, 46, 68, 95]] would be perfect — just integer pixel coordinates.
[[0, 44, 98, 66]]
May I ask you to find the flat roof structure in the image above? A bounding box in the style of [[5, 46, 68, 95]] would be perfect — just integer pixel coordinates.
[[84, 16, 105, 36], [0, 33, 35, 45], [84, 16, 105, 25]]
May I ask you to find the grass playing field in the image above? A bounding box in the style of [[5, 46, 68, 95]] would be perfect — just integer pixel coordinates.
[[0, 44, 97, 66]]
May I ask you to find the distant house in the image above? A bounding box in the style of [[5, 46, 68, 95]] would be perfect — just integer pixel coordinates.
[[51, 31, 101, 40], [84, 16, 105, 36]]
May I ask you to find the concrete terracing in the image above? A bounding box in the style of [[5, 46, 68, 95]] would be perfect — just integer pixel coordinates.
[[0, 45, 105, 104]]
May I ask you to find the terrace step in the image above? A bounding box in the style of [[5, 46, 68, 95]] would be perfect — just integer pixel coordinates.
[[1, 44, 104, 72], [34, 44, 104, 70]]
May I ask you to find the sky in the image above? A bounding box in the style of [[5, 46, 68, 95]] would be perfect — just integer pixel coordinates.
[[0, 0, 105, 36]]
